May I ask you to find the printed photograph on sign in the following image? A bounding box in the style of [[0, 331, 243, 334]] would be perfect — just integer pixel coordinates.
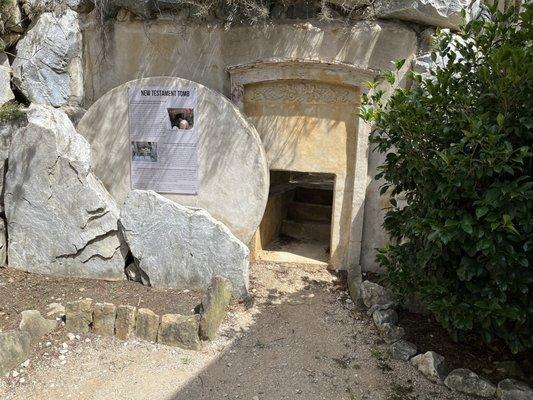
[[131, 141, 158, 162], [168, 108, 194, 130]]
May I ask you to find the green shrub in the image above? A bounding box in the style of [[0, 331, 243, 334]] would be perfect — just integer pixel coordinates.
[[360, 5, 532, 353], [0, 101, 24, 122]]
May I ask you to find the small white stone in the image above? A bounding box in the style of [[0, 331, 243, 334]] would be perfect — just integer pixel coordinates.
[[45, 341, 51, 347], [58, 355, 66, 361], [20, 359, 30, 368], [60, 360, 66, 365], [59, 349, 68, 355], [84, 338, 91, 343], [19, 377, 25, 384], [12, 371, 19, 377], [62, 343, 68, 349], [67, 333, 76, 341]]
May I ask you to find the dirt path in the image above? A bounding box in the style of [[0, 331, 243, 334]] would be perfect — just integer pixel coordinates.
[[0, 262, 474, 400]]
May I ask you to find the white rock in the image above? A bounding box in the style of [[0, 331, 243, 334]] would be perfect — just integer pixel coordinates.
[[375, 0, 481, 30], [360, 280, 393, 308], [46, 303, 66, 318], [5, 104, 127, 280], [411, 351, 447, 382], [120, 190, 249, 296], [20, 359, 30, 368], [67, 333, 76, 341], [0, 53, 14, 107], [12, 10, 83, 107]]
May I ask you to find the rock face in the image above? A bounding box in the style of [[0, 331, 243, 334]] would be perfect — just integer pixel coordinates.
[[92, 303, 117, 336], [158, 314, 201, 350], [390, 340, 417, 361], [360, 281, 393, 308], [411, 351, 448, 382], [135, 308, 159, 342], [0, 219, 6, 266], [0, 330, 31, 376], [0, 53, 14, 107], [19, 310, 58, 343], [12, 10, 83, 107], [199, 277, 233, 341], [120, 190, 249, 296], [4, 105, 127, 280], [444, 368, 496, 398], [497, 379, 533, 400], [375, 0, 480, 29], [115, 305, 137, 341], [65, 299, 93, 333]]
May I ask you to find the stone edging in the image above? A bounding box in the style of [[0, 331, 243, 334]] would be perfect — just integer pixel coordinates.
[[0, 276, 233, 379], [355, 280, 533, 399]]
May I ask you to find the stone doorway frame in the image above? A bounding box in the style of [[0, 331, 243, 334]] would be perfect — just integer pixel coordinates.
[[227, 58, 376, 275]]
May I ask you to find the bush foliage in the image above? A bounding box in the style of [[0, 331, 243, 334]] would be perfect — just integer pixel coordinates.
[[360, 6, 532, 353]]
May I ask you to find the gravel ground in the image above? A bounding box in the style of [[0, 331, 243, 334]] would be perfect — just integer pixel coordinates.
[[0, 262, 475, 400]]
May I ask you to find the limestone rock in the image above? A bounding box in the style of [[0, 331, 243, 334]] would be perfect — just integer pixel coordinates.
[[19, 310, 58, 343], [4, 104, 126, 280], [375, 0, 481, 30], [12, 10, 83, 106], [92, 303, 117, 336], [65, 299, 93, 333], [390, 340, 417, 361], [199, 276, 233, 341], [0, 0, 24, 34], [347, 266, 362, 302], [373, 309, 398, 326], [135, 308, 159, 342], [0, 330, 31, 376], [0, 53, 14, 107], [497, 379, 533, 400], [112, 0, 157, 18], [115, 305, 137, 341], [45, 303, 65, 319], [411, 351, 447, 382], [378, 323, 405, 344], [444, 368, 496, 398], [158, 314, 201, 350], [120, 190, 249, 296], [360, 281, 393, 308]]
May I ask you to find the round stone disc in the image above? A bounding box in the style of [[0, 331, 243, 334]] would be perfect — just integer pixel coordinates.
[[78, 77, 268, 244]]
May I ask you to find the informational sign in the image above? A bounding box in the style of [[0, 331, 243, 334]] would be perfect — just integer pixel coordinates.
[[128, 86, 198, 194]]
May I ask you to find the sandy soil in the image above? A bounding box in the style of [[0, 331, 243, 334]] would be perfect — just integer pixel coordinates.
[[0, 262, 476, 400]]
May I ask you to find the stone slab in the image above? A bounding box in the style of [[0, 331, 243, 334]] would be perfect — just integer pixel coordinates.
[[158, 314, 201, 350], [135, 308, 159, 342], [92, 302, 117, 336], [120, 190, 249, 296], [65, 299, 93, 333], [19, 310, 57, 343], [115, 305, 137, 340], [77, 76, 269, 245], [199, 276, 233, 340]]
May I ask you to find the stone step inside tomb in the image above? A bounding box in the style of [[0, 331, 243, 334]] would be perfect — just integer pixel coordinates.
[[280, 219, 331, 243], [287, 201, 332, 223]]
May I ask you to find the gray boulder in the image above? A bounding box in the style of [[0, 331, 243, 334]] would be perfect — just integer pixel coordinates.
[[120, 190, 249, 296], [497, 379, 533, 400], [0, 330, 31, 376], [445, 368, 496, 398], [5, 104, 126, 280], [360, 280, 393, 308], [411, 351, 448, 382], [390, 339, 417, 361], [373, 309, 398, 326], [12, 10, 83, 107], [378, 323, 405, 344], [19, 310, 58, 343], [0, 53, 14, 107], [375, 0, 481, 30]]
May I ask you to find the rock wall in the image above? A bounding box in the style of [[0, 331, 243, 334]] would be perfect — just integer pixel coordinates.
[[0, 0, 503, 277]]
